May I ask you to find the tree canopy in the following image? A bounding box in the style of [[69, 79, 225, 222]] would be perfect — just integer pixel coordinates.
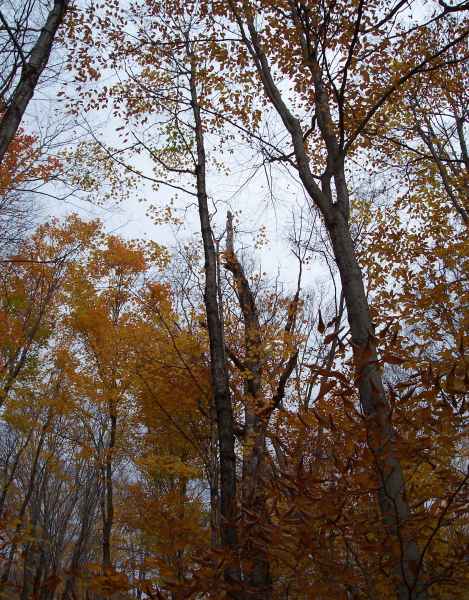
[[0, 1, 467, 599]]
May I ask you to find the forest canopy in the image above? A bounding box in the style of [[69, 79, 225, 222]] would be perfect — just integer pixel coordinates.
[[0, 1, 467, 599]]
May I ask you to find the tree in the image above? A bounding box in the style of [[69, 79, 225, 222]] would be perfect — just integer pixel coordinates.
[[0, 0, 69, 165], [201, 2, 467, 597], [0, 215, 95, 408], [0, 127, 62, 255], [0, 1, 463, 598]]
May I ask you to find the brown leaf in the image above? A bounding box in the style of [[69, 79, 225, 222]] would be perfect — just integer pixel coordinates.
[[324, 326, 344, 345], [317, 309, 325, 334], [317, 380, 335, 400], [382, 352, 406, 365], [307, 365, 350, 386]]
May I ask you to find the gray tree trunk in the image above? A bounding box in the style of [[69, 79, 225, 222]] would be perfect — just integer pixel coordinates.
[[0, 0, 68, 165]]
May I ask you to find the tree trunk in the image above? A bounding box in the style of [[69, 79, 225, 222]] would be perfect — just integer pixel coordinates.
[[208, 398, 221, 548], [62, 474, 99, 600], [0, 0, 68, 165], [225, 212, 272, 599], [0, 417, 49, 588], [102, 409, 116, 571], [326, 207, 425, 599], [187, 45, 242, 597]]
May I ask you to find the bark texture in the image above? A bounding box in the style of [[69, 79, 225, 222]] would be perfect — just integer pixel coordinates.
[[0, 0, 68, 165]]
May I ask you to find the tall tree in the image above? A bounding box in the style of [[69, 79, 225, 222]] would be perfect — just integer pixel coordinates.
[[204, 1, 468, 598]]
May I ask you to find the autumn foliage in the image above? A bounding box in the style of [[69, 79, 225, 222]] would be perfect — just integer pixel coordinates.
[[0, 1, 468, 599]]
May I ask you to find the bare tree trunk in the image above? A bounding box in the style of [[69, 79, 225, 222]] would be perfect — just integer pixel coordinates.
[[20, 487, 43, 600], [208, 398, 221, 548], [411, 104, 469, 226], [187, 46, 242, 597], [0, 0, 68, 165], [62, 471, 100, 600], [225, 212, 299, 598], [21, 534, 49, 600], [0, 416, 50, 589], [0, 429, 34, 519], [102, 408, 116, 571]]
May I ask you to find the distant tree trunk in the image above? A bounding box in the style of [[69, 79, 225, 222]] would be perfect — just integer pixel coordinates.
[[411, 104, 469, 227], [102, 407, 116, 571], [20, 488, 44, 600], [0, 416, 49, 588], [0, 429, 34, 519], [0, 0, 68, 165], [20, 536, 37, 600], [62, 472, 99, 599]]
